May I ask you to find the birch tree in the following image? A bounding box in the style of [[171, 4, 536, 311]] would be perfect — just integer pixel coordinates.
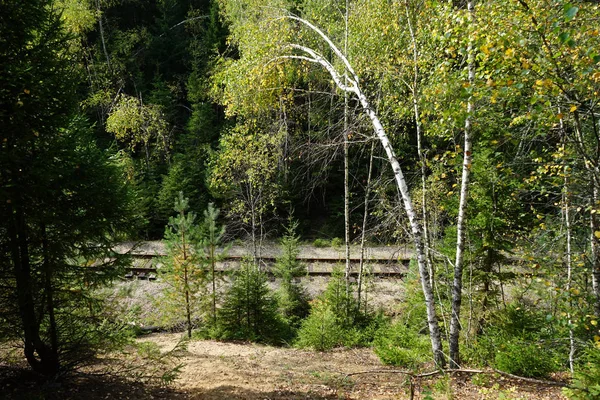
[[272, 12, 446, 366], [449, 0, 475, 368]]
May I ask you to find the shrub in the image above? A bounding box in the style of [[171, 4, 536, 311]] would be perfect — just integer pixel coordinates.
[[563, 345, 600, 400], [330, 237, 344, 248], [494, 340, 557, 378], [295, 300, 345, 351], [218, 259, 290, 344], [373, 322, 431, 369], [313, 238, 330, 248], [296, 267, 380, 350], [465, 303, 565, 375]]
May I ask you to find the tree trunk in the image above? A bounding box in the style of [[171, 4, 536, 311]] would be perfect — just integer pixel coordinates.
[[181, 210, 192, 339], [343, 0, 352, 297], [405, 0, 435, 290], [211, 242, 217, 325], [572, 111, 600, 319], [449, 0, 475, 369], [357, 141, 375, 309], [356, 90, 445, 367], [96, 0, 111, 68], [41, 223, 59, 374], [9, 201, 57, 376], [591, 177, 600, 319], [282, 15, 445, 367]]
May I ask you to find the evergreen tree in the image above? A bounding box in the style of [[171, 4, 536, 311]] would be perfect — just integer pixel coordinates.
[[0, 0, 135, 376], [160, 192, 206, 338], [273, 218, 309, 328], [200, 202, 226, 326], [218, 258, 286, 343]]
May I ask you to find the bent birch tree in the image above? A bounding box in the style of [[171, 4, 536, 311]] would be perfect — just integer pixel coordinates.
[[276, 14, 445, 367]]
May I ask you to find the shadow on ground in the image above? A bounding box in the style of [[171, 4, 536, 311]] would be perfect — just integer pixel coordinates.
[[0, 367, 339, 400]]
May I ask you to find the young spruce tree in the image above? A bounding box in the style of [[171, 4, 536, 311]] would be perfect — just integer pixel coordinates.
[[273, 218, 309, 328], [200, 203, 227, 327], [218, 258, 286, 343], [160, 192, 205, 338], [0, 0, 135, 377]]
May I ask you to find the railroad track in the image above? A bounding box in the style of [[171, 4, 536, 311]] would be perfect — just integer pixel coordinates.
[[114, 241, 413, 278]]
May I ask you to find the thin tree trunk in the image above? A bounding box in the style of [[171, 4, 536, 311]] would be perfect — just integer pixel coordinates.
[[405, 0, 434, 288], [181, 210, 192, 339], [9, 201, 56, 375], [357, 140, 375, 309], [564, 174, 575, 374], [591, 179, 600, 319], [572, 112, 600, 318], [343, 0, 352, 297], [356, 89, 445, 367], [249, 185, 258, 268], [211, 242, 217, 325], [96, 0, 111, 68], [449, 0, 475, 369], [558, 111, 575, 374], [41, 223, 59, 374], [282, 15, 445, 367]]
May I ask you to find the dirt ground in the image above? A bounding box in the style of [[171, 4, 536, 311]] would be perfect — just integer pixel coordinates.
[[148, 333, 568, 400], [2, 332, 566, 400]]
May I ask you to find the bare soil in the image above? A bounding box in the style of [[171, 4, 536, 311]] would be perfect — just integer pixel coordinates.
[[2, 333, 566, 400], [148, 333, 568, 400]]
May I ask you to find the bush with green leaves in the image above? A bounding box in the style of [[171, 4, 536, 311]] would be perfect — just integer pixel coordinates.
[[312, 238, 330, 248], [159, 192, 206, 339], [273, 219, 310, 329], [217, 259, 289, 344], [466, 304, 563, 377], [296, 267, 381, 350], [373, 321, 431, 369], [294, 300, 344, 351], [494, 340, 558, 378], [563, 345, 600, 400], [330, 237, 344, 248]]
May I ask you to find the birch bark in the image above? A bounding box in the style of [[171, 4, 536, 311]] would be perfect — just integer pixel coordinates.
[[278, 14, 445, 366], [449, 0, 475, 368]]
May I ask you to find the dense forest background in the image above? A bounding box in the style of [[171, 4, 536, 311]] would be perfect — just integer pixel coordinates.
[[2, 0, 600, 397]]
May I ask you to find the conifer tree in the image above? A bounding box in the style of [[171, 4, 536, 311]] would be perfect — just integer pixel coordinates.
[[0, 0, 135, 376], [200, 203, 226, 326], [273, 218, 309, 327], [160, 192, 206, 338], [218, 258, 285, 343]]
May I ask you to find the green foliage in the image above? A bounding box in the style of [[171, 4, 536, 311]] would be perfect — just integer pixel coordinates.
[[156, 154, 209, 225], [312, 238, 331, 248], [295, 300, 344, 351], [296, 267, 379, 350], [373, 322, 431, 369], [208, 122, 284, 239], [200, 202, 227, 327], [330, 237, 344, 248], [159, 192, 206, 338], [106, 93, 170, 160], [494, 340, 558, 378], [217, 259, 289, 344], [467, 304, 563, 378], [564, 345, 600, 400], [0, 0, 137, 377], [273, 218, 310, 328]]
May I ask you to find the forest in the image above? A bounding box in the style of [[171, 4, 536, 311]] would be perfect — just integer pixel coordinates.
[[1, 0, 600, 398]]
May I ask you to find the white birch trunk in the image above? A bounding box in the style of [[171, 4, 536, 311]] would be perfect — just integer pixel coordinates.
[[405, 0, 435, 291], [276, 14, 445, 367], [357, 141, 375, 309], [449, 0, 475, 368], [343, 0, 352, 296]]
